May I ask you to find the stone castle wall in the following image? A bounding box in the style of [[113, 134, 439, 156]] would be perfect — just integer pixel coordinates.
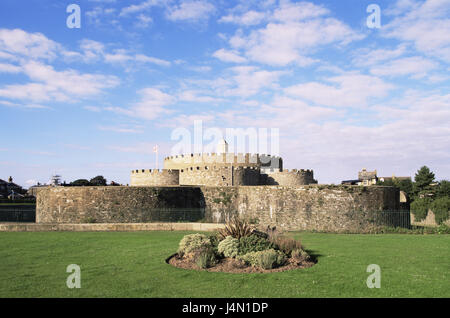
[[179, 166, 233, 186], [264, 169, 316, 186], [164, 153, 282, 170], [130, 169, 179, 186], [200, 185, 400, 231], [179, 166, 261, 186], [36, 185, 403, 232], [233, 167, 261, 186], [36, 186, 203, 223]]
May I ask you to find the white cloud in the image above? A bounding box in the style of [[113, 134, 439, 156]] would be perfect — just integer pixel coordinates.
[[212, 48, 247, 63], [352, 45, 408, 67], [284, 73, 394, 107], [222, 66, 285, 97], [223, 1, 364, 66], [383, 0, 450, 62], [86, 6, 117, 26], [135, 14, 153, 28], [135, 54, 170, 66], [107, 87, 175, 120], [119, 0, 159, 16], [219, 10, 266, 26], [178, 90, 222, 103], [104, 50, 171, 66], [0, 62, 21, 73], [271, 0, 329, 22], [0, 61, 119, 102], [166, 0, 216, 22], [0, 28, 61, 60], [370, 56, 438, 78]]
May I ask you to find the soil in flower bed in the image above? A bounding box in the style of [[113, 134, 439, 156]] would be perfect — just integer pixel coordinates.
[[167, 253, 316, 273]]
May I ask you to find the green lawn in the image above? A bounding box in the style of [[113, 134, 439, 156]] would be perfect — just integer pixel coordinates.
[[0, 231, 448, 297]]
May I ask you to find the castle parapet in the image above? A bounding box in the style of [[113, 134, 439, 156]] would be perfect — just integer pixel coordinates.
[[163, 153, 282, 170], [130, 169, 179, 186], [264, 169, 317, 186]]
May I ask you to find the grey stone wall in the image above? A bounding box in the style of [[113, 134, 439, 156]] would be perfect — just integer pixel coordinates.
[[36, 186, 204, 223], [264, 169, 316, 186], [232, 167, 260, 186], [179, 166, 233, 186], [130, 169, 179, 186], [37, 185, 403, 232], [199, 185, 401, 231]]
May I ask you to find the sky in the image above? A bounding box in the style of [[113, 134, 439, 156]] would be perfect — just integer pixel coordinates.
[[0, 0, 449, 187]]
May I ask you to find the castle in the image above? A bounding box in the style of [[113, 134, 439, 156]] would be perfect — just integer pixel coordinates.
[[130, 139, 317, 187], [34, 139, 408, 232]]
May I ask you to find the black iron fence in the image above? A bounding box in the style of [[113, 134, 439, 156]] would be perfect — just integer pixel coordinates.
[[0, 205, 36, 222], [368, 210, 411, 228]]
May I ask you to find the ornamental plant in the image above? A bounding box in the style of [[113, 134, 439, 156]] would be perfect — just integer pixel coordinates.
[[178, 233, 212, 255], [194, 248, 217, 269], [238, 234, 275, 255], [217, 216, 253, 240], [270, 235, 303, 257], [238, 249, 286, 270], [217, 236, 239, 258]]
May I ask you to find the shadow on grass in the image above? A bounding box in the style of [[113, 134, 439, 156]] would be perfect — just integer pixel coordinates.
[[304, 249, 323, 264]]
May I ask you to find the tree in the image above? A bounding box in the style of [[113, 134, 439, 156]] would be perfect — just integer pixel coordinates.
[[413, 166, 435, 197], [90, 176, 107, 186], [70, 179, 91, 187], [436, 180, 450, 199], [397, 179, 413, 198], [410, 197, 432, 221], [430, 197, 450, 225], [377, 178, 413, 199]]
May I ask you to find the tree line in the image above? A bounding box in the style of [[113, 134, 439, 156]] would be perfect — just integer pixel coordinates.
[[68, 176, 120, 187], [377, 166, 449, 224]]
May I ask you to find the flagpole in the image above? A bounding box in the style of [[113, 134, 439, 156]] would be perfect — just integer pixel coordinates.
[[154, 145, 159, 170]]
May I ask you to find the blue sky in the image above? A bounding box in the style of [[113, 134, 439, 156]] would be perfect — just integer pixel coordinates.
[[0, 0, 449, 187]]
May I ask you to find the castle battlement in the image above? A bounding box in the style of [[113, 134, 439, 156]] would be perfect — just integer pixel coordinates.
[[132, 169, 179, 174], [180, 166, 233, 172], [163, 153, 281, 170], [130, 169, 179, 186], [132, 140, 312, 187], [278, 169, 313, 174]]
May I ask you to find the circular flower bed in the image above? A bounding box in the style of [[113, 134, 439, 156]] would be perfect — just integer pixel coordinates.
[[167, 222, 315, 273]]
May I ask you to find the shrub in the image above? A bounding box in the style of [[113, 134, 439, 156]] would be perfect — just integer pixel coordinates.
[[238, 234, 275, 255], [238, 249, 286, 270], [178, 234, 212, 255], [270, 236, 303, 256], [411, 197, 432, 221], [194, 248, 217, 269], [218, 216, 253, 240], [376, 225, 450, 234], [430, 197, 450, 225], [208, 233, 220, 252], [291, 249, 310, 262], [436, 224, 450, 234], [218, 236, 239, 258]]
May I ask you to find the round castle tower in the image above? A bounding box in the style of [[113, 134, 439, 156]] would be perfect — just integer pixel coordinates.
[[130, 169, 179, 186], [131, 139, 317, 186]]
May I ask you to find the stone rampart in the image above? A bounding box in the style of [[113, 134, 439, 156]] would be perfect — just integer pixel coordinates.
[[36, 185, 403, 232], [130, 169, 179, 186], [264, 169, 316, 186], [164, 153, 282, 170]]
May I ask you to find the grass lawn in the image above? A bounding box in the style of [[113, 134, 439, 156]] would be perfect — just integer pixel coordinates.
[[0, 231, 448, 297]]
